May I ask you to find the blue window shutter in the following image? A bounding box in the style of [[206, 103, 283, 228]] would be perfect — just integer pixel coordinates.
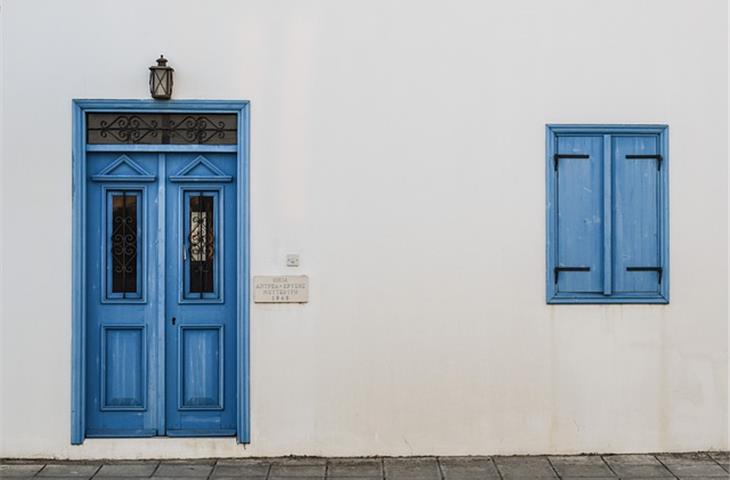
[[555, 136, 604, 293], [612, 135, 661, 293]]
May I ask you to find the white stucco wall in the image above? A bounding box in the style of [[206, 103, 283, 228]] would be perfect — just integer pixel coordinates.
[[0, 0, 727, 459]]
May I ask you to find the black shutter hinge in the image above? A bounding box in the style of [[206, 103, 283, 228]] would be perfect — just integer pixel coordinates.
[[626, 154, 663, 171], [554, 154, 590, 171], [626, 266, 663, 283], [554, 266, 590, 284]]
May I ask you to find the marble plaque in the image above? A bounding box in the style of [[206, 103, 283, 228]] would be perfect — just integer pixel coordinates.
[[253, 275, 309, 303]]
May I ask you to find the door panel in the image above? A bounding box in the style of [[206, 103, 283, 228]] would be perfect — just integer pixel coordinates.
[[86, 152, 159, 437], [164, 153, 237, 435]]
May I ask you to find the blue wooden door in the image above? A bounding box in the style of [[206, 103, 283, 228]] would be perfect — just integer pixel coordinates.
[[85, 151, 237, 437], [164, 153, 237, 435], [86, 152, 160, 437]]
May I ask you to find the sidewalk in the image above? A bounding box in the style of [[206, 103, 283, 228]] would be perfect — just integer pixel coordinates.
[[1, 452, 728, 479]]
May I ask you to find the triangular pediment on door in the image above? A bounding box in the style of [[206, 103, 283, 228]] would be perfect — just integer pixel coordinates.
[[91, 154, 157, 182], [169, 155, 233, 183]]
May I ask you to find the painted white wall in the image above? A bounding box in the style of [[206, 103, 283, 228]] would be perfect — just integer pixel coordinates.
[[0, 0, 727, 459]]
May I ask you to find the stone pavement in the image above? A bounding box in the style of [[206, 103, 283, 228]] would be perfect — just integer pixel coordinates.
[[1, 452, 728, 480]]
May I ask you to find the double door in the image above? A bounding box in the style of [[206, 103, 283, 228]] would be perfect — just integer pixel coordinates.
[[85, 151, 237, 437]]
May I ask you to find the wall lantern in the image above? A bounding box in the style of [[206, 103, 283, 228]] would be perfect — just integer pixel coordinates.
[[149, 55, 174, 99]]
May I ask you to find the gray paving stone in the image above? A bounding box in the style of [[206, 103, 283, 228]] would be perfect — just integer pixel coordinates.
[[0, 463, 45, 477], [675, 477, 730, 480], [708, 452, 730, 461], [439, 457, 500, 479], [327, 458, 382, 477], [549, 455, 615, 477], [37, 463, 101, 478], [147, 478, 211, 480], [327, 477, 384, 480], [212, 462, 271, 477], [603, 454, 673, 478], [211, 477, 267, 480], [95, 462, 159, 477], [657, 453, 728, 477], [269, 463, 326, 477], [270, 476, 325, 480], [494, 456, 557, 479], [610, 464, 673, 478], [30, 477, 100, 480], [383, 457, 440, 480], [216, 458, 273, 466], [604, 454, 665, 465], [669, 469, 730, 478], [153, 463, 213, 477], [274, 458, 328, 466], [708, 452, 730, 471], [559, 477, 617, 480], [659, 453, 725, 465], [613, 478, 675, 480]]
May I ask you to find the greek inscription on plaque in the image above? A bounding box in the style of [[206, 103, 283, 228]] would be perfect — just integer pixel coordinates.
[[253, 275, 309, 303]]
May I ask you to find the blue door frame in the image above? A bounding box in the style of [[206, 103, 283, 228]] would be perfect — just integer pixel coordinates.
[[71, 99, 250, 444]]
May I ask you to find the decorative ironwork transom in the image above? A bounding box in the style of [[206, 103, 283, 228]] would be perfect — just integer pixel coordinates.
[[87, 113, 237, 144]]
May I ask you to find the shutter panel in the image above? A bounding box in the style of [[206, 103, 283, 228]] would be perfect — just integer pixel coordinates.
[[555, 136, 604, 293], [612, 135, 661, 293]]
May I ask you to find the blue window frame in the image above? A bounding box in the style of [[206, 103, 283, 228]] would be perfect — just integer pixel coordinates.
[[546, 125, 669, 304]]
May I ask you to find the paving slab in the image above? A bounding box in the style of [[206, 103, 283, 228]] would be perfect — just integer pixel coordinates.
[[549, 455, 614, 477], [212, 477, 267, 480], [95, 462, 159, 477], [613, 478, 674, 480], [494, 456, 557, 479], [274, 458, 328, 466], [0, 463, 45, 477], [656, 453, 729, 478], [604, 454, 665, 465], [37, 463, 101, 478], [439, 457, 500, 479], [675, 477, 730, 480], [708, 452, 730, 472], [270, 476, 325, 480], [269, 463, 326, 477], [383, 457, 440, 480], [216, 458, 271, 467], [602, 454, 673, 478], [153, 463, 213, 478], [559, 477, 617, 480], [212, 462, 271, 477], [327, 458, 383, 477], [327, 477, 384, 480]]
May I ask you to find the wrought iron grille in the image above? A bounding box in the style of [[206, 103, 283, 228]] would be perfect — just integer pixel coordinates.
[[87, 113, 237, 144], [111, 192, 138, 294], [189, 194, 214, 293]]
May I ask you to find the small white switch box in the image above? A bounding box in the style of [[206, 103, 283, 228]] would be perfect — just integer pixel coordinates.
[[286, 254, 300, 267]]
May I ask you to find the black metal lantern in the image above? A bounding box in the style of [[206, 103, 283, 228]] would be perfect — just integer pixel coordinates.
[[149, 55, 174, 99]]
